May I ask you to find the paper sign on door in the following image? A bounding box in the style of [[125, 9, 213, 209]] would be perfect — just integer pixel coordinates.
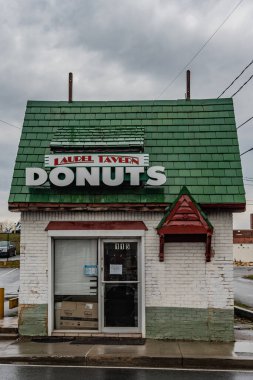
[[110, 264, 122, 275]]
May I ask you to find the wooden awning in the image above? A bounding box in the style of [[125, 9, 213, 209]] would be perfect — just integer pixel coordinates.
[[45, 221, 148, 231], [157, 187, 213, 262]]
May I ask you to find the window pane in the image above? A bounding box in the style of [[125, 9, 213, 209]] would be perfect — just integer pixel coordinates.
[[104, 242, 137, 282], [104, 284, 138, 327], [54, 239, 97, 295]]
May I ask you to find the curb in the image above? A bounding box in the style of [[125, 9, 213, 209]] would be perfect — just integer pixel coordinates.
[[182, 357, 253, 370], [235, 306, 253, 321], [0, 355, 252, 369]]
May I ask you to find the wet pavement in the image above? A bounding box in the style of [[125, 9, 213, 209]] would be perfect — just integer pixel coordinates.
[[0, 268, 19, 298], [0, 266, 252, 370], [0, 338, 252, 369], [0, 315, 252, 370], [0, 267, 19, 318], [0, 365, 253, 380], [234, 267, 253, 307], [0, 316, 18, 331], [235, 329, 253, 341]]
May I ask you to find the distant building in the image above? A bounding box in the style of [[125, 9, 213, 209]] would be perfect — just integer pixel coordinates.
[[233, 216, 253, 262]]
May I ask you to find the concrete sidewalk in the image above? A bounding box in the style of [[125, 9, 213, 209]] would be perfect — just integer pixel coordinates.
[[0, 338, 252, 369], [0, 315, 253, 369]]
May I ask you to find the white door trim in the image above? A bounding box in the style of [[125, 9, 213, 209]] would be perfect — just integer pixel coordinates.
[[48, 237, 54, 336], [100, 238, 142, 334], [47, 230, 145, 337]]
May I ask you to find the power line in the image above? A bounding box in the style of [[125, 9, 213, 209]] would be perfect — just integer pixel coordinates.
[[0, 119, 21, 130], [218, 58, 253, 98], [240, 147, 253, 156], [237, 116, 253, 129], [155, 0, 244, 99], [231, 73, 253, 97]]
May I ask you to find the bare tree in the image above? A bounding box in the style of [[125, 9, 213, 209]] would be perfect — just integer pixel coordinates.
[[0, 220, 16, 233]]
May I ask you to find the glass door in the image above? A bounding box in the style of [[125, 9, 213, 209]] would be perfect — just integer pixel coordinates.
[[102, 240, 140, 331]]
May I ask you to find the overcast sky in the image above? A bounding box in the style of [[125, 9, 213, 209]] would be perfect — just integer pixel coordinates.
[[0, 0, 253, 227]]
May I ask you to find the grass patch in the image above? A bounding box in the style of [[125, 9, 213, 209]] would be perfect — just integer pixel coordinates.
[[243, 275, 253, 280], [0, 260, 20, 268]]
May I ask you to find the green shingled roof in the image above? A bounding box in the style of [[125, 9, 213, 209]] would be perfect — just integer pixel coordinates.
[[9, 98, 245, 206], [51, 125, 144, 147]]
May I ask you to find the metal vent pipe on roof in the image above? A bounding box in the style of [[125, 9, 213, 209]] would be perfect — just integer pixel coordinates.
[[186, 70, 190, 100], [68, 72, 73, 103]]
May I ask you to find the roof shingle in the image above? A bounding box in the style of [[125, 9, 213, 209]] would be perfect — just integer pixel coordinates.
[[9, 98, 245, 206]]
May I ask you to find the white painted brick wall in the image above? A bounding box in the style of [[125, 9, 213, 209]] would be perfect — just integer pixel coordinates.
[[20, 210, 233, 310]]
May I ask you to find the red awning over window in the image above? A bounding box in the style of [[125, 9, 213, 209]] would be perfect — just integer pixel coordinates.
[[45, 221, 148, 231]]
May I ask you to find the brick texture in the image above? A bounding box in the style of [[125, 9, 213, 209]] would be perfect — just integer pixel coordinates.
[[19, 304, 48, 336], [19, 209, 233, 339], [146, 307, 234, 341]]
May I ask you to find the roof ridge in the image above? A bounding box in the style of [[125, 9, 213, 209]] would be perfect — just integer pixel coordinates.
[[26, 98, 233, 107]]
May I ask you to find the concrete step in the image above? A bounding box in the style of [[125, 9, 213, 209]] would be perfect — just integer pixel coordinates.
[[0, 333, 18, 340], [0, 327, 18, 334]]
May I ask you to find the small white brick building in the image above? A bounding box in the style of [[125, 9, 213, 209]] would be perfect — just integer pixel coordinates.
[[9, 98, 245, 340]]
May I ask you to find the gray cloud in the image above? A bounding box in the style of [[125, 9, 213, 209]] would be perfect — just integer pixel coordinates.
[[0, 0, 253, 224]]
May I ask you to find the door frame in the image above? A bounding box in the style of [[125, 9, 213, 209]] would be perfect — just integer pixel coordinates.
[[47, 229, 145, 337], [100, 238, 141, 333]]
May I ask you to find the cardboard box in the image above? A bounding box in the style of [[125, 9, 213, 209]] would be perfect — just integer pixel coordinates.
[[59, 320, 98, 329], [55, 301, 99, 330], [61, 301, 98, 320]]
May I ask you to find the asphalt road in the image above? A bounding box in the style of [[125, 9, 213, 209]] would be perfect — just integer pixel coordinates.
[[0, 267, 19, 317], [234, 267, 253, 307], [0, 366, 253, 380], [0, 268, 19, 297]]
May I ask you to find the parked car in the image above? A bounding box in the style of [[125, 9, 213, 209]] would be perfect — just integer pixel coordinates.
[[15, 221, 21, 233], [0, 241, 16, 258], [10, 221, 21, 234]]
